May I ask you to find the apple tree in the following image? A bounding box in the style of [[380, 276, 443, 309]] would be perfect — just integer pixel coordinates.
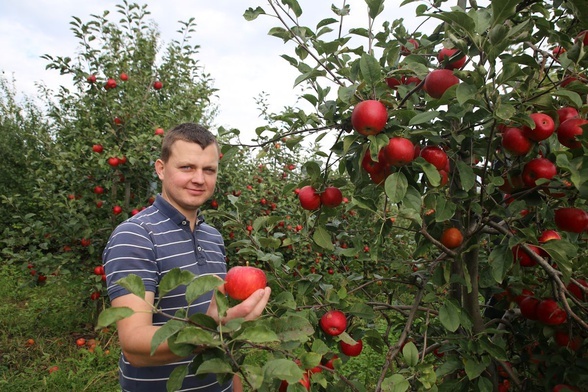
[[1, 2, 216, 300], [98, 0, 588, 391]]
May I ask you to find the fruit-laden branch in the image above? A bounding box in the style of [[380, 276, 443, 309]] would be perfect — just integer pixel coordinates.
[[484, 218, 588, 332]]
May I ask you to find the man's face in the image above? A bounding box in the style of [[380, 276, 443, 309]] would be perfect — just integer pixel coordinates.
[[155, 140, 219, 219]]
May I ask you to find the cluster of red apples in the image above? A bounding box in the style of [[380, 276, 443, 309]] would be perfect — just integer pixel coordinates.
[[86, 72, 163, 91], [298, 185, 344, 210], [353, 99, 450, 186]]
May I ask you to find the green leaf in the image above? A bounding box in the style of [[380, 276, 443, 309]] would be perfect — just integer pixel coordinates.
[[359, 53, 382, 87], [196, 358, 233, 375], [456, 83, 478, 105], [159, 268, 195, 299], [439, 299, 461, 332], [167, 365, 189, 392], [409, 111, 439, 125], [463, 355, 491, 380], [186, 275, 224, 304], [456, 160, 476, 191], [243, 7, 265, 21], [433, 197, 456, 223], [489, 245, 512, 283], [300, 351, 322, 369], [175, 326, 220, 346], [234, 325, 280, 343], [491, 0, 519, 27], [151, 318, 187, 356], [385, 172, 408, 203], [213, 289, 229, 320], [313, 225, 334, 251], [115, 274, 145, 299], [95, 307, 134, 330], [240, 364, 264, 390], [263, 358, 304, 384], [402, 341, 419, 367], [281, 0, 302, 17], [381, 374, 410, 392], [365, 0, 385, 19], [348, 302, 376, 319], [552, 90, 582, 108]]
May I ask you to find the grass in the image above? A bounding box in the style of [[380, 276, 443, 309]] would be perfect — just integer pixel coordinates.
[[0, 264, 120, 391]]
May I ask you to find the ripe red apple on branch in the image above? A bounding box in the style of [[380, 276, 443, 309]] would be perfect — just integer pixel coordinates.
[[554, 207, 588, 233], [557, 118, 588, 149], [522, 113, 555, 141], [423, 69, 459, 99], [384, 137, 415, 167], [319, 310, 347, 336], [437, 47, 466, 70], [351, 100, 388, 136], [419, 145, 448, 170], [501, 127, 533, 156], [521, 157, 557, 188], [224, 265, 267, 301], [340, 338, 363, 357], [298, 185, 322, 210], [320, 186, 343, 208]]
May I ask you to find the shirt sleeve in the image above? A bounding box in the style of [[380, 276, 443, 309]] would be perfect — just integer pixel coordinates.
[[102, 221, 159, 300]]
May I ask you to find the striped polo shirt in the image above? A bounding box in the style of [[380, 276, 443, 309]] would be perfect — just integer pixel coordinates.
[[103, 195, 232, 392]]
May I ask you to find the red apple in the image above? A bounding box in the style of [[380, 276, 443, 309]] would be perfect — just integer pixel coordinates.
[[319, 310, 347, 336], [154, 127, 165, 136], [361, 149, 388, 175], [522, 113, 555, 141], [437, 47, 466, 70], [554, 330, 582, 351], [87, 74, 97, 84], [567, 279, 588, 300], [320, 187, 343, 208], [80, 238, 91, 247], [279, 373, 310, 392], [519, 296, 540, 320], [95, 200, 103, 208], [90, 291, 101, 301], [153, 80, 163, 90], [298, 185, 321, 210], [521, 158, 556, 188], [93, 186, 104, 195], [420, 146, 448, 170], [324, 355, 338, 370], [351, 100, 388, 136], [552, 46, 566, 58], [93, 265, 104, 276], [385, 77, 401, 89], [104, 78, 117, 90], [538, 229, 561, 243], [400, 38, 419, 55], [423, 69, 459, 99], [511, 244, 541, 267], [553, 384, 580, 392], [554, 207, 588, 233], [107, 157, 120, 167], [224, 265, 267, 301], [120, 73, 128, 81], [401, 75, 422, 85], [501, 127, 533, 156], [112, 205, 123, 215], [557, 118, 588, 149], [92, 144, 104, 153], [575, 30, 588, 46], [384, 137, 415, 166], [557, 107, 579, 124], [340, 339, 363, 357], [536, 298, 567, 325]]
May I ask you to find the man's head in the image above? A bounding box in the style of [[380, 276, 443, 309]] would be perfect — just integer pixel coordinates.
[[160, 123, 219, 162], [155, 123, 220, 222]]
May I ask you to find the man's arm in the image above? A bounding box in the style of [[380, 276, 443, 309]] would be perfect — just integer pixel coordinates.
[[112, 291, 185, 367]]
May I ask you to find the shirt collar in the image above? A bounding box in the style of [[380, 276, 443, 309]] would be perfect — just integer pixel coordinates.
[[153, 194, 205, 227]]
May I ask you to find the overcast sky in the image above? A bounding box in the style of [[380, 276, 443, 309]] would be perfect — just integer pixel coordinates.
[[0, 1, 420, 142]]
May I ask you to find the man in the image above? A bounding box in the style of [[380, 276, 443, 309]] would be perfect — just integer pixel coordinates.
[[103, 123, 271, 391]]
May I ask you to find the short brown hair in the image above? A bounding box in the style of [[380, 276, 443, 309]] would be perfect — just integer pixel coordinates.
[[160, 123, 219, 162]]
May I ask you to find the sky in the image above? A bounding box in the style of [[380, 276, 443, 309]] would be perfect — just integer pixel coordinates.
[[0, 1, 420, 143]]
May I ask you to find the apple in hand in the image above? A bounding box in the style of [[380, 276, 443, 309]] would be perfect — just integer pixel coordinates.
[[384, 137, 415, 166], [423, 69, 459, 99], [224, 265, 267, 301], [298, 185, 322, 210], [521, 158, 556, 187], [319, 310, 347, 336], [522, 113, 555, 141], [557, 118, 588, 149], [351, 100, 388, 136]]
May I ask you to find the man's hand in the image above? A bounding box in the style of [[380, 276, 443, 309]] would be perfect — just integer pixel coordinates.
[[207, 286, 271, 324]]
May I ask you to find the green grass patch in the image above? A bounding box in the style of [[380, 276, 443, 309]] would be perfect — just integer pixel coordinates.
[[0, 265, 119, 391]]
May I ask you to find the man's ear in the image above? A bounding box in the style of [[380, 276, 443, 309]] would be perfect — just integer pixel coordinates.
[[155, 159, 164, 180]]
